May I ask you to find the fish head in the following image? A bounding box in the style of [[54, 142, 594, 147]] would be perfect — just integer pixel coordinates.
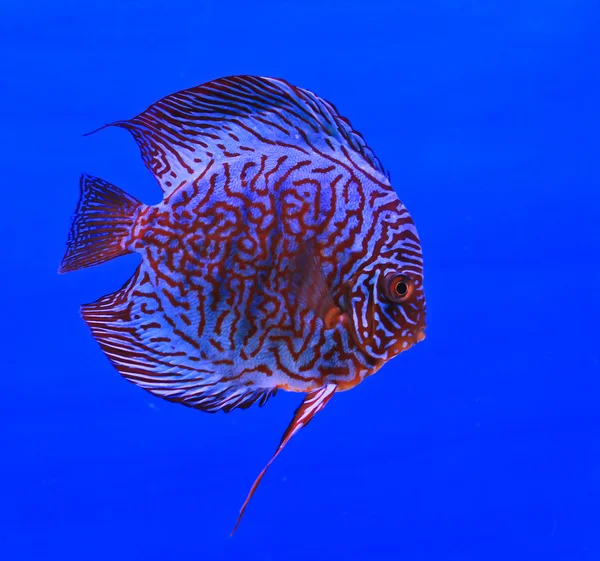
[[344, 209, 426, 362]]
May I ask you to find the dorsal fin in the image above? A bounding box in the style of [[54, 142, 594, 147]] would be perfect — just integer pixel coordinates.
[[95, 76, 387, 195]]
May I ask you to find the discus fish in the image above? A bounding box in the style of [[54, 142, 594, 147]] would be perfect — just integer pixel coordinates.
[[59, 75, 427, 534]]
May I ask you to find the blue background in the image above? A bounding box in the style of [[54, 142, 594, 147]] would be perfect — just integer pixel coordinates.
[[2, 1, 599, 559]]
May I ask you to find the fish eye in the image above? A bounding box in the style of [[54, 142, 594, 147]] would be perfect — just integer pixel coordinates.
[[381, 273, 414, 303]]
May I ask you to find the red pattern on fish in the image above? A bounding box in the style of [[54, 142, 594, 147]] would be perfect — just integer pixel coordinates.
[[59, 75, 427, 533]]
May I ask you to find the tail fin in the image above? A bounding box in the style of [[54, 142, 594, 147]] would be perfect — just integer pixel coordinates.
[[59, 174, 142, 274]]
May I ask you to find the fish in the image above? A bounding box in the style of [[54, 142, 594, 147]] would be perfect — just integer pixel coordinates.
[[59, 75, 427, 534]]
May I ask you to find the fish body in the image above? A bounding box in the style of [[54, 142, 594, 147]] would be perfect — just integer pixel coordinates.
[[60, 76, 426, 532]]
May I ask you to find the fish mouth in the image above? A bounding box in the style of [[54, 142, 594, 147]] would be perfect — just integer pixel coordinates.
[[386, 327, 426, 358]]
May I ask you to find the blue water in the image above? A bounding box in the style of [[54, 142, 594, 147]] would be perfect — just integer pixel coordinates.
[[2, 1, 600, 559]]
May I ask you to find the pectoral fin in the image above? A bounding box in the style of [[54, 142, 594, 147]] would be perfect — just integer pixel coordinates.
[[289, 240, 341, 328], [231, 384, 337, 535]]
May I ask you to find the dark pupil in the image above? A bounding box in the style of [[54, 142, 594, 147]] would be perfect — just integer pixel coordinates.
[[394, 281, 408, 297]]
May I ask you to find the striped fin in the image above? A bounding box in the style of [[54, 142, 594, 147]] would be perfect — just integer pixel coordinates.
[[98, 75, 387, 195], [82, 265, 276, 413], [231, 383, 337, 535], [59, 175, 141, 273]]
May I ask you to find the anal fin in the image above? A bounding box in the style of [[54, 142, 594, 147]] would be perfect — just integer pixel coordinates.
[[231, 384, 337, 535], [82, 264, 277, 413]]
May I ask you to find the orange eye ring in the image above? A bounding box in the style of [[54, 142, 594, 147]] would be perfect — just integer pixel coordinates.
[[381, 273, 414, 303]]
